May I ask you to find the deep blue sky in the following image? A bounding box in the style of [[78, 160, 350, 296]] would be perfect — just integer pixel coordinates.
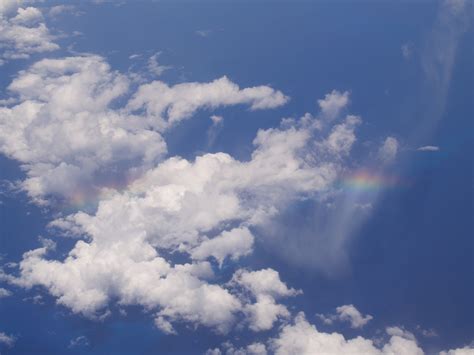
[[0, 1, 472, 354]]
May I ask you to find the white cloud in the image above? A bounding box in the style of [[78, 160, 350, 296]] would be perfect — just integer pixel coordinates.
[[147, 52, 171, 77], [68, 335, 89, 349], [244, 294, 290, 331], [232, 268, 300, 331], [232, 269, 300, 299], [440, 346, 474, 355], [317, 304, 372, 329], [0, 55, 290, 205], [191, 227, 254, 266], [155, 316, 177, 335], [386, 326, 416, 341], [269, 313, 423, 355], [48, 5, 78, 17], [207, 115, 224, 147], [0, 332, 15, 347], [336, 304, 373, 329], [0, 55, 166, 204], [11, 6, 42, 25], [321, 115, 361, 156], [0, 287, 12, 298], [0, 3, 58, 64], [196, 29, 212, 38], [401, 43, 413, 59], [2, 78, 398, 338], [126, 76, 289, 127], [417, 145, 439, 152], [207, 342, 268, 355], [318, 90, 350, 121], [378, 136, 399, 162], [419, 0, 470, 129]]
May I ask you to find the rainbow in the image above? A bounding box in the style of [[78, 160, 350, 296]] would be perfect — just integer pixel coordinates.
[[340, 169, 401, 192]]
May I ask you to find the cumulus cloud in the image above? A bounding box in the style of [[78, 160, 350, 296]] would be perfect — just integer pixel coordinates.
[[207, 342, 267, 355], [440, 346, 474, 355], [232, 268, 300, 331], [0, 287, 12, 298], [0, 55, 289, 204], [68, 335, 89, 349], [317, 90, 350, 121], [126, 76, 289, 127], [269, 313, 423, 355], [336, 304, 373, 328], [378, 136, 399, 162], [0, 332, 15, 347], [191, 227, 254, 266], [2, 67, 400, 339], [317, 304, 373, 329], [147, 52, 171, 77], [0, 2, 58, 64]]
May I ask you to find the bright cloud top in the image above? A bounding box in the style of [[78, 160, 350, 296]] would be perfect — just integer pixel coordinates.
[[0, 1, 58, 64]]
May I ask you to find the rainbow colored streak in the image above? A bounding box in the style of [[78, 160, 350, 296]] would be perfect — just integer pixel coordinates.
[[340, 169, 401, 192]]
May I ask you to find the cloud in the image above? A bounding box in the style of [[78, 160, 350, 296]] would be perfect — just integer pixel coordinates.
[[269, 313, 423, 355], [336, 304, 373, 328], [386, 326, 417, 341], [0, 332, 15, 347], [68, 335, 89, 349], [8, 109, 326, 331], [401, 43, 413, 59], [191, 227, 254, 266], [317, 304, 373, 329], [147, 52, 171, 77], [378, 137, 399, 162], [0, 3, 58, 64], [196, 29, 212, 37], [3, 77, 401, 338], [321, 115, 361, 156], [127, 76, 289, 127], [207, 115, 224, 147], [232, 269, 300, 331], [0, 287, 12, 298], [419, 0, 471, 130], [440, 346, 474, 355], [0, 55, 288, 205], [317, 90, 350, 121], [207, 342, 267, 355], [48, 5, 79, 17], [417, 145, 439, 152]]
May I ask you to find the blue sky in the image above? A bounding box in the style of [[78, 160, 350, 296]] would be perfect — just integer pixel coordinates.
[[0, 1, 472, 354]]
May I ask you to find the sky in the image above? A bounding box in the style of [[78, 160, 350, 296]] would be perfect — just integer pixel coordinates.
[[0, 1, 472, 354]]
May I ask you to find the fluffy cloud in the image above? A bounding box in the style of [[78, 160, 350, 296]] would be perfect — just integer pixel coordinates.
[[126, 76, 289, 128], [0, 55, 166, 203], [440, 346, 474, 355], [6, 103, 342, 333], [191, 227, 254, 266], [68, 335, 89, 349], [0, 2, 58, 64], [0, 332, 15, 347], [317, 304, 373, 329], [207, 342, 267, 355], [269, 313, 423, 355], [378, 137, 399, 162], [0, 287, 12, 298], [0, 55, 289, 204], [1, 53, 399, 340], [317, 90, 350, 121], [232, 269, 300, 331]]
